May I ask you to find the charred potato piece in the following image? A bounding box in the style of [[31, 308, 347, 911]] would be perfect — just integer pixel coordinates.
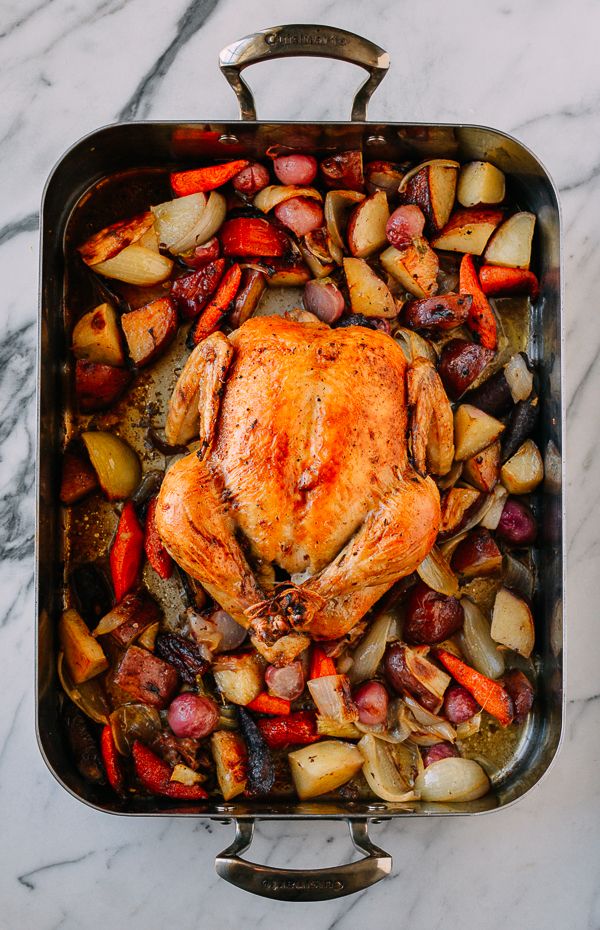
[[121, 297, 177, 367], [75, 359, 132, 412], [60, 449, 98, 505], [320, 150, 364, 192], [438, 340, 494, 399], [463, 440, 501, 493], [451, 528, 503, 578], [501, 439, 544, 494], [114, 645, 179, 708], [211, 731, 248, 800], [401, 161, 458, 233]]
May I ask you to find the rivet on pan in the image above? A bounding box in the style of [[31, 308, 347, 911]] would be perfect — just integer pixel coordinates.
[[365, 134, 386, 145], [219, 134, 240, 145]]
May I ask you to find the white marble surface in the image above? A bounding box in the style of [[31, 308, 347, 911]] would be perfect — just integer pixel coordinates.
[[1, 0, 599, 926]]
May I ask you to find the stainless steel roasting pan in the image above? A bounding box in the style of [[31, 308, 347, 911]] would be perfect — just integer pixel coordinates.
[[36, 24, 564, 901]]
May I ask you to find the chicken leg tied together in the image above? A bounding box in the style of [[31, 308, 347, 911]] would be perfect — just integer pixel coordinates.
[[252, 466, 441, 642]]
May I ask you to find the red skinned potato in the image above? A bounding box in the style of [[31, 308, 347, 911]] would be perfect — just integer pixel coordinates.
[[386, 204, 426, 248], [496, 498, 537, 545], [167, 693, 220, 739], [180, 236, 220, 269], [320, 150, 364, 192], [228, 268, 267, 328], [273, 154, 317, 186], [432, 208, 504, 255], [422, 742, 459, 767], [344, 257, 397, 317], [500, 670, 534, 723], [72, 302, 126, 367], [463, 441, 501, 493], [404, 582, 465, 645], [346, 191, 389, 257], [451, 528, 503, 578], [274, 197, 324, 237], [114, 645, 179, 708], [443, 684, 480, 723], [60, 449, 98, 505], [303, 278, 345, 323], [353, 681, 389, 726], [438, 340, 495, 400], [121, 297, 177, 367], [75, 360, 132, 412], [232, 162, 270, 196], [402, 293, 471, 332]]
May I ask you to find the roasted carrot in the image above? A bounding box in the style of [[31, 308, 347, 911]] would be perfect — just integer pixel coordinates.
[[246, 693, 291, 716], [170, 160, 249, 197], [256, 711, 319, 750], [309, 646, 337, 680], [188, 262, 242, 346], [478, 265, 540, 301], [459, 254, 498, 350], [144, 497, 173, 580], [436, 649, 514, 726], [110, 501, 144, 602], [100, 725, 125, 795], [220, 217, 289, 257], [132, 741, 208, 800]]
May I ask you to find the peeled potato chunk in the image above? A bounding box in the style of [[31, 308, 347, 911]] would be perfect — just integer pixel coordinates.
[[457, 162, 506, 208], [288, 740, 363, 799], [484, 212, 536, 269], [501, 439, 544, 493], [59, 609, 109, 684], [491, 586, 535, 658], [454, 404, 505, 461]]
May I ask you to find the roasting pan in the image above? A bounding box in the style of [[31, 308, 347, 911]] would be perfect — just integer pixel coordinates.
[[36, 24, 565, 901]]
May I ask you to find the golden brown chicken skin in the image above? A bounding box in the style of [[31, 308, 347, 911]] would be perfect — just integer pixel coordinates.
[[157, 316, 446, 662]]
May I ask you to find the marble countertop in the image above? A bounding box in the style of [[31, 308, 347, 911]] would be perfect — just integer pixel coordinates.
[[1, 0, 599, 927]]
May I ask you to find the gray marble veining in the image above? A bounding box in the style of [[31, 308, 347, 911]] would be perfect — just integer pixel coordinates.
[[1, 0, 599, 927]]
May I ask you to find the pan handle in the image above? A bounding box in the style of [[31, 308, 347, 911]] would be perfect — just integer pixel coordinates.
[[215, 817, 392, 901], [219, 25, 390, 121]]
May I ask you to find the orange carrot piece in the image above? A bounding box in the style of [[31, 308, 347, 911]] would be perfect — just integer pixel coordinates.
[[170, 160, 249, 196], [309, 646, 337, 680], [188, 262, 242, 346], [436, 648, 514, 726], [246, 693, 291, 715], [459, 254, 498, 350], [479, 265, 540, 301]]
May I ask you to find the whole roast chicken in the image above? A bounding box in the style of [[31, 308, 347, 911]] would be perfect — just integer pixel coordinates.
[[156, 315, 453, 664]]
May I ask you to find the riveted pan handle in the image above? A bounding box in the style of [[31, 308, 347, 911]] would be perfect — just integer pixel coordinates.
[[215, 818, 392, 901], [219, 24, 390, 121]]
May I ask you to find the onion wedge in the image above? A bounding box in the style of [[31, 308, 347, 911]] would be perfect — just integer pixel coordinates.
[[358, 733, 417, 802]]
